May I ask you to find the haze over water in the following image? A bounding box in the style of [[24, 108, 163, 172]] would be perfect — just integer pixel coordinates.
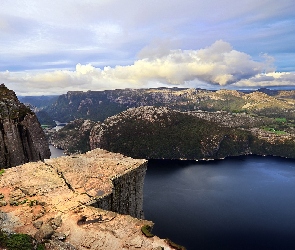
[[144, 156, 295, 250]]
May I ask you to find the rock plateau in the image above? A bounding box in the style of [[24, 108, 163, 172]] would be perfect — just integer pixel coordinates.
[[0, 148, 175, 249]]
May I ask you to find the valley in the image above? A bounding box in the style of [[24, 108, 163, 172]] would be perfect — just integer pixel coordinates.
[[26, 87, 295, 160]]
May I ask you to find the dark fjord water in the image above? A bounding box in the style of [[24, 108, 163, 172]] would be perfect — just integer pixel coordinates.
[[49, 145, 64, 158], [144, 156, 295, 250], [50, 146, 295, 250]]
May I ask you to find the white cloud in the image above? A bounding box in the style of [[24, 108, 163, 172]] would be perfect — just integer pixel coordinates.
[[234, 72, 295, 88], [0, 0, 293, 77], [1, 40, 294, 95]]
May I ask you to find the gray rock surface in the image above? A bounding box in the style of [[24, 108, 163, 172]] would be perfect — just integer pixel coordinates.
[[0, 84, 50, 168]]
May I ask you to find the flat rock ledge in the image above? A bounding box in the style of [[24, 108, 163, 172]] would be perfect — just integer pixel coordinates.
[[0, 148, 173, 249]]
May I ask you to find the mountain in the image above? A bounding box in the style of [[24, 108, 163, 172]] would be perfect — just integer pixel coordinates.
[[41, 88, 295, 123], [50, 105, 295, 160], [89, 106, 254, 160], [0, 84, 50, 168], [50, 118, 96, 154], [19, 96, 58, 126], [18, 95, 58, 108]]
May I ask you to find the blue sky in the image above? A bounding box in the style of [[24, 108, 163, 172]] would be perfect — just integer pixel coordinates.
[[0, 0, 294, 95]]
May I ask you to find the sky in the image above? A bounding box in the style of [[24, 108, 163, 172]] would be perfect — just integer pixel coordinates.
[[0, 0, 294, 95]]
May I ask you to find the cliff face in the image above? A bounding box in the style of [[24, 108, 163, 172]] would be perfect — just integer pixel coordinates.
[[45, 148, 147, 219], [0, 84, 50, 168], [0, 149, 173, 249], [93, 166, 146, 219]]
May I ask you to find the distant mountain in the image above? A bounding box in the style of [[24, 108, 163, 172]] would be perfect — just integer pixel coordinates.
[[50, 119, 96, 154], [40, 88, 295, 123], [257, 88, 279, 96], [19, 96, 59, 126], [48, 105, 295, 159], [18, 95, 58, 108]]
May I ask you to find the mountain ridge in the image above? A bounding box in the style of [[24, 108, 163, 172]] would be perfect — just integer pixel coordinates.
[[39, 87, 295, 123]]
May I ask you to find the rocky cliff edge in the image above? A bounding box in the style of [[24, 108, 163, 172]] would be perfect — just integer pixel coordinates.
[[0, 148, 174, 250], [0, 84, 50, 168]]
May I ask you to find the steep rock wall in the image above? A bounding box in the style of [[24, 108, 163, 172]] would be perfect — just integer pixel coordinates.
[[45, 149, 147, 219], [0, 84, 50, 168], [93, 163, 146, 219]]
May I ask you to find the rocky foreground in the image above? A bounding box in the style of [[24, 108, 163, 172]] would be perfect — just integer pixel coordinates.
[[0, 149, 175, 249]]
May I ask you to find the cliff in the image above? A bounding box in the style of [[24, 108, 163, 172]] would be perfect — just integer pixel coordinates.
[[0, 149, 175, 249], [0, 84, 50, 168]]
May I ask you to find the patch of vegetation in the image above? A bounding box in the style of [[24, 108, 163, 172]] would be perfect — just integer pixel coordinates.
[[251, 137, 295, 158], [37, 244, 45, 250], [255, 107, 295, 120], [0, 169, 5, 175], [5, 233, 33, 250], [262, 126, 287, 135], [275, 117, 287, 123], [263, 127, 276, 132], [0, 230, 45, 250], [165, 238, 186, 250], [274, 130, 287, 135], [141, 225, 154, 238], [28, 200, 38, 207]]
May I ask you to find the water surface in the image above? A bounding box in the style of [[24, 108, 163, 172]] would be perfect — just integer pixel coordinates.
[[49, 145, 64, 158], [143, 156, 295, 250]]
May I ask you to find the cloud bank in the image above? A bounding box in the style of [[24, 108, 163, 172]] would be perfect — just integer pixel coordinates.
[[1, 41, 294, 95]]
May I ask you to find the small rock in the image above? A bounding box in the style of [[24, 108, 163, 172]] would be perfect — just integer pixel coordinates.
[[50, 215, 62, 228], [45, 240, 76, 250], [52, 232, 66, 241], [37, 200, 46, 206], [10, 189, 25, 200], [33, 220, 43, 229], [0, 193, 4, 199], [129, 235, 143, 248], [9, 200, 19, 206], [34, 223, 54, 241], [0, 200, 7, 207], [32, 213, 44, 221]]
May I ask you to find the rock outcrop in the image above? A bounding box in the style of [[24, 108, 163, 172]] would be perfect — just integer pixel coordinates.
[[0, 149, 174, 249], [0, 84, 50, 168]]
